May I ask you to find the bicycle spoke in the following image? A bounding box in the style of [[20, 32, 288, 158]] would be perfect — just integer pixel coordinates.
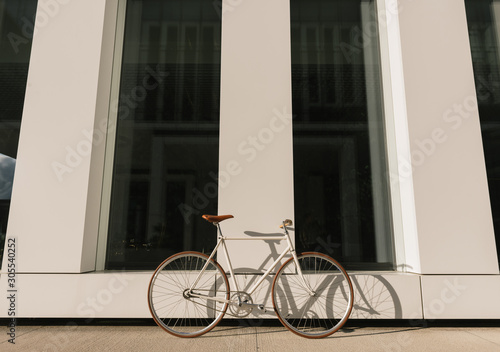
[[272, 253, 353, 338], [148, 252, 229, 338]]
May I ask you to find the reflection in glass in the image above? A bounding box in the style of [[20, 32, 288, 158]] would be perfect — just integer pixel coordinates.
[[465, 0, 500, 263], [0, 0, 38, 267], [105, 0, 221, 269], [0, 153, 15, 200], [290, 0, 394, 269]]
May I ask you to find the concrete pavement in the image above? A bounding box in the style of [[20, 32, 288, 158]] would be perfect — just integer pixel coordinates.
[[1, 320, 500, 351]]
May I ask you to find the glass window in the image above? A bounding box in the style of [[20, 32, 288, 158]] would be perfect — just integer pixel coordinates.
[[465, 0, 500, 263], [0, 0, 38, 267], [290, 0, 394, 269], [105, 0, 221, 270]]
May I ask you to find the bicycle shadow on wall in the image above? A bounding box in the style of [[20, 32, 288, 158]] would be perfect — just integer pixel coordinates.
[[222, 232, 403, 321], [349, 274, 403, 320], [210, 274, 404, 337], [209, 274, 404, 339]]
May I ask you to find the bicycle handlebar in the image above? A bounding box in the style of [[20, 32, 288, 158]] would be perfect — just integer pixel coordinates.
[[280, 219, 293, 228]]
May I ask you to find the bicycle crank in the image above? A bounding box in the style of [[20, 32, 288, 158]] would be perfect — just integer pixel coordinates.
[[229, 292, 263, 317], [240, 302, 267, 313]]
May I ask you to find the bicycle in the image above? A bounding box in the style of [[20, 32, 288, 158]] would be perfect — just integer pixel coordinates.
[[147, 214, 354, 339]]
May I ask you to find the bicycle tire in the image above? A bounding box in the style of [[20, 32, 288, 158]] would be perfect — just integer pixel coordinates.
[[148, 251, 230, 337], [272, 252, 354, 338]]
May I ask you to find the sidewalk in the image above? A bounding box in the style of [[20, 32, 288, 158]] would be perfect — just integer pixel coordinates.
[[1, 320, 500, 352]]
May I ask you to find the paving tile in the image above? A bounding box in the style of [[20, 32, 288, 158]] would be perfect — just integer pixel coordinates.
[[1, 324, 500, 352]]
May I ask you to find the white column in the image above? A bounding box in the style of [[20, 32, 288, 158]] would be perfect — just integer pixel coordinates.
[[377, 0, 421, 272], [397, 0, 499, 274], [2, 0, 119, 273], [218, 0, 294, 269]]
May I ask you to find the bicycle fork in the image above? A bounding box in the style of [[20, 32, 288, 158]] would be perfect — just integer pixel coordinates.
[[282, 221, 316, 297]]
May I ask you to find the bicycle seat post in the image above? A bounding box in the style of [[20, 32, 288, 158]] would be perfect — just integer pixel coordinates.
[[216, 222, 224, 240]]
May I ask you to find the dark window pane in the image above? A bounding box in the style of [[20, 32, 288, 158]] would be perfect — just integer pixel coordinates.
[[0, 0, 38, 267], [465, 0, 500, 263], [106, 0, 221, 270], [291, 0, 393, 270]]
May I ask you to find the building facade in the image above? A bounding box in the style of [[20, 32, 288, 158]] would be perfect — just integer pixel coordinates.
[[0, 0, 499, 319]]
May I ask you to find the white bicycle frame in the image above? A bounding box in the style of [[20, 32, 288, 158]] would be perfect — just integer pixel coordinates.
[[188, 220, 315, 306]]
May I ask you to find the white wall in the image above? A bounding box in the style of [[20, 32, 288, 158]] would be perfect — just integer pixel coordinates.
[[421, 275, 500, 318], [397, 0, 499, 275], [1, 0, 118, 273], [218, 0, 295, 269], [0, 0, 499, 319], [0, 272, 422, 319]]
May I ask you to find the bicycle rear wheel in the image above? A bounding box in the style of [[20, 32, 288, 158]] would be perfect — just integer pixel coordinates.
[[272, 252, 353, 338], [148, 251, 230, 337]]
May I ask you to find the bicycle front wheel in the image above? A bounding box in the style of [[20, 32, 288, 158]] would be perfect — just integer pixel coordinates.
[[148, 251, 230, 338], [272, 252, 353, 338]]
